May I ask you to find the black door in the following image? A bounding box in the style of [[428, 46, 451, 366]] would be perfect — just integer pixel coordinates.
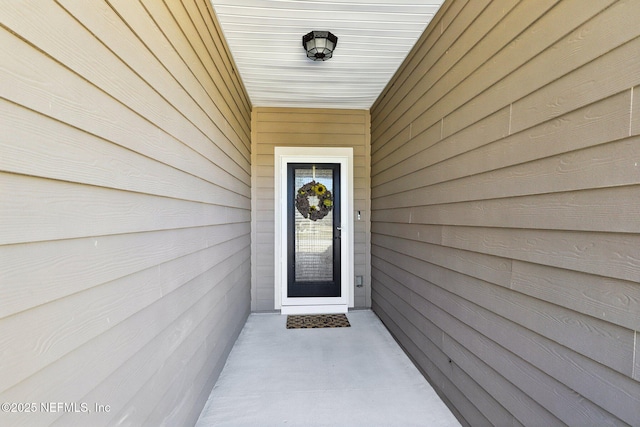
[[287, 163, 341, 297]]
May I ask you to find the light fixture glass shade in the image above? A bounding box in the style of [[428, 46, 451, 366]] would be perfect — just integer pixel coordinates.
[[302, 31, 338, 61]]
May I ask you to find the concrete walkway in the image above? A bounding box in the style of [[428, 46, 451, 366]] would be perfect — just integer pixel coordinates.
[[196, 310, 461, 427]]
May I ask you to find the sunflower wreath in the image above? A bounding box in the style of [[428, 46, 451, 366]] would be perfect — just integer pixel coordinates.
[[295, 180, 333, 221]]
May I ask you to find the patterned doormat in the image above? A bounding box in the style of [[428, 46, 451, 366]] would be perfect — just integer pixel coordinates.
[[286, 314, 351, 329]]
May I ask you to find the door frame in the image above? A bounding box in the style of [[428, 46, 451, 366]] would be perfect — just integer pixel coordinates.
[[274, 146, 353, 314]]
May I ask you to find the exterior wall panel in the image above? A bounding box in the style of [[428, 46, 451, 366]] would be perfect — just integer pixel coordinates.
[[252, 107, 371, 311], [0, 1, 251, 426], [370, 0, 640, 425]]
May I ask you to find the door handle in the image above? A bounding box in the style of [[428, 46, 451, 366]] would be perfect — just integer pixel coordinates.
[[336, 226, 342, 231]]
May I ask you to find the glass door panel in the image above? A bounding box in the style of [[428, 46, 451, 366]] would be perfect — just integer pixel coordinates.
[[287, 163, 341, 297]]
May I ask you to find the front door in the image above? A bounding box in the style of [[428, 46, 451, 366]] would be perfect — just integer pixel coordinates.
[[275, 146, 353, 314], [287, 163, 341, 298]]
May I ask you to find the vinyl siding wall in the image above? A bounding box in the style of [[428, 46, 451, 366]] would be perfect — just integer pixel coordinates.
[[370, 1, 640, 426], [0, 1, 251, 426], [252, 107, 371, 311]]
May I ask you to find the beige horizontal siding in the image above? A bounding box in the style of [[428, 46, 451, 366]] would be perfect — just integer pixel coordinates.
[[251, 107, 371, 311], [370, 0, 640, 426], [0, 1, 251, 426]]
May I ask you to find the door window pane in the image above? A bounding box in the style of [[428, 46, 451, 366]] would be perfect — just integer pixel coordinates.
[[294, 167, 333, 282]]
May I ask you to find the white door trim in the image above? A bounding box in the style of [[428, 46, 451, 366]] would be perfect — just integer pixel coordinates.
[[274, 147, 354, 315]]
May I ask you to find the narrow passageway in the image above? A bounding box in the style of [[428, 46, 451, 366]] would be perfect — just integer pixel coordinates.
[[196, 310, 460, 426]]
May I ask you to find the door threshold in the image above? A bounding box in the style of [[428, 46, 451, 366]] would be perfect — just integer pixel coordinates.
[[281, 305, 348, 315]]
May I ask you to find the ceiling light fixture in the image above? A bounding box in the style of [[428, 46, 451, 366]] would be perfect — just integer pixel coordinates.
[[302, 31, 338, 61]]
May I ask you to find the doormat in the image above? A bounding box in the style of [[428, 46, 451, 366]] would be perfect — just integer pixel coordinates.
[[286, 314, 350, 329]]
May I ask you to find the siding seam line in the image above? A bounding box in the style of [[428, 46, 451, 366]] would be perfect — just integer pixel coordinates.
[[633, 330, 637, 380], [630, 86, 634, 137], [508, 103, 513, 135]]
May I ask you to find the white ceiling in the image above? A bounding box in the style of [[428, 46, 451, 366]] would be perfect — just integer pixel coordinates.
[[209, 0, 445, 110]]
